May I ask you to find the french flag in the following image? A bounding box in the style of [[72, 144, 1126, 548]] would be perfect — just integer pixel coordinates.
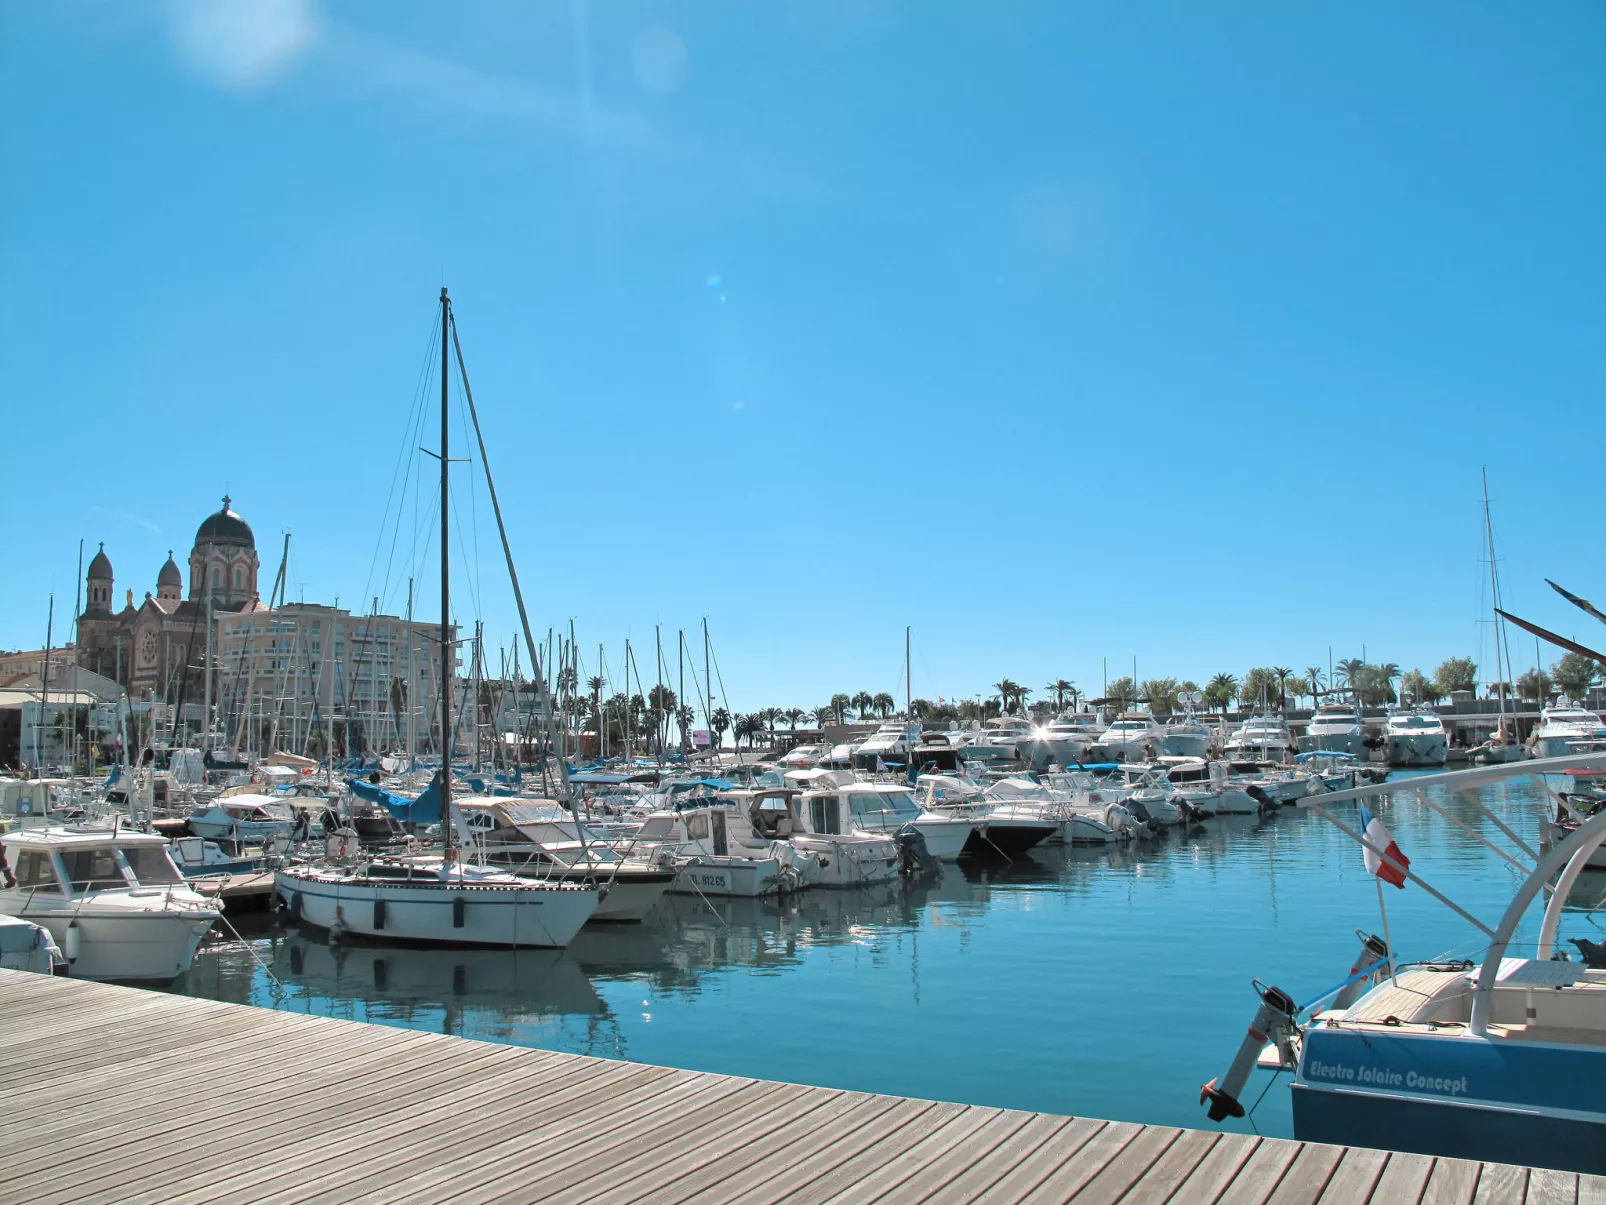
[[1360, 802, 1409, 889]]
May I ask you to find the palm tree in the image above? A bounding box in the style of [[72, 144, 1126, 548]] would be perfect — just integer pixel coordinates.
[[1271, 667, 1293, 711], [994, 679, 1024, 714], [1066, 684, 1082, 710], [1205, 672, 1238, 717], [710, 707, 731, 748], [1305, 667, 1325, 705], [850, 690, 874, 720], [829, 693, 851, 725], [1045, 679, 1073, 711], [1335, 658, 1365, 689], [784, 707, 805, 730], [871, 692, 895, 719]]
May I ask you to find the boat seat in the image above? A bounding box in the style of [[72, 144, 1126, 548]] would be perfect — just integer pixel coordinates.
[[772, 818, 793, 836]]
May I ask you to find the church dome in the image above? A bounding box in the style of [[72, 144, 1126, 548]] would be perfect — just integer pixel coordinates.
[[87, 542, 113, 579], [195, 495, 254, 548], [158, 552, 182, 588]]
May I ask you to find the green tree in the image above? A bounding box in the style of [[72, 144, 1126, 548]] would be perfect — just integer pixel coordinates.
[[1553, 653, 1601, 702], [710, 707, 731, 748], [1399, 669, 1434, 705], [872, 692, 895, 719], [783, 707, 805, 730], [1137, 678, 1179, 713], [1239, 668, 1277, 711], [829, 693, 851, 725], [1271, 667, 1293, 710], [850, 690, 874, 719], [1105, 677, 1137, 708], [1335, 658, 1366, 692], [1305, 667, 1326, 704], [1432, 657, 1477, 699], [993, 679, 1025, 713], [1517, 668, 1552, 701], [1204, 672, 1237, 716], [1044, 679, 1074, 711], [733, 712, 765, 749]]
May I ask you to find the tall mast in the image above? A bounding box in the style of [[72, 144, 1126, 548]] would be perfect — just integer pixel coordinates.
[[439, 286, 453, 857], [678, 630, 686, 757], [703, 617, 712, 749], [905, 625, 912, 718], [1483, 468, 1510, 736]]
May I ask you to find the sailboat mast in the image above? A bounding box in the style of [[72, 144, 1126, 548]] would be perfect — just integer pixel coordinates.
[[1482, 468, 1509, 735], [439, 286, 453, 857], [703, 617, 712, 749], [905, 625, 911, 718]]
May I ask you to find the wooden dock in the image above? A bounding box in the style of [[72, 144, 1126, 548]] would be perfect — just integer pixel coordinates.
[[0, 970, 1588, 1205], [190, 868, 278, 912]]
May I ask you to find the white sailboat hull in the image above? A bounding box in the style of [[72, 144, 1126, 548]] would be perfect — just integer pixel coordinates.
[[275, 870, 598, 948]]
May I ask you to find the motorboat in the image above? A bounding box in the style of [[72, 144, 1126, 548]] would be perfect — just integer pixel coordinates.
[[627, 800, 804, 897], [1200, 754, 1606, 1174], [776, 744, 824, 769], [0, 826, 219, 981], [1157, 709, 1214, 759], [853, 721, 920, 771], [1385, 708, 1449, 767], [1528, 702, 1606, 760], [1223, 713, 1294, 761], [834, 780, 974, 860], [971, 717, 1034, 762], [186, 793, 297, 843], [275, 855, 600, 947], [0, 915, 62, 974], [1021, 713, 1104, 769], [454, 797, 676, 922], [983, 774, 1140, 845], [1297, 702, 1368, 757], [1096, 711, 1165, 762], [765, 787, 904, 887], [911, 776, 1061, 856]]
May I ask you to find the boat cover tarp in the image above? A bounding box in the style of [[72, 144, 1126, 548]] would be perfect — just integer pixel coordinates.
[[1296, 750, 1357, 762], [347, 773, 442, 824]]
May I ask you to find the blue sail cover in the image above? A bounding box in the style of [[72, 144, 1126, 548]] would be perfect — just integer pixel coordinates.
[[347, 773, 442, 825]]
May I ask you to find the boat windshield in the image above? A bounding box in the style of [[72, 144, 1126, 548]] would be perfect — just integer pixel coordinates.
[[121, 846, 182, 885], [847, 790, 919, 823], [59, 848, 127, 893]]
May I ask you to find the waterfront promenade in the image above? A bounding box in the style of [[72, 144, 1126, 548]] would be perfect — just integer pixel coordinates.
[[0, 971, 1582, 1204]]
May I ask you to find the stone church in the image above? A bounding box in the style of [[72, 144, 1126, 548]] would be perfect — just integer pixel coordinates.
[[77, 496, 266, 699]]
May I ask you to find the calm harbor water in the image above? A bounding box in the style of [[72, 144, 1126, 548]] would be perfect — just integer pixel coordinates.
[[169, 771, 1606, 1139]]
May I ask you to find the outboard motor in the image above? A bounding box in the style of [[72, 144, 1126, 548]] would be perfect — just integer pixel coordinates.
[[1334, 933, 1391, 1009], [1200, 982, 1299, 1122], [896, 828, 939, 878], [1245, 783, 1279, 815]]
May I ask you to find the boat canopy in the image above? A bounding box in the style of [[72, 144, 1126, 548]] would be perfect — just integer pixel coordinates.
[[348, 773, 442, 824]]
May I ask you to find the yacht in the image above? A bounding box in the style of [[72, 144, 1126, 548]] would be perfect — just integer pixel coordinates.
[[0, 827, 219, 981], [853, 720, 920, 770], [1297, 703, 1368, 757], [454, 798, 677, 923], [834, 780, 974, 860], [981, 774, 1140, 845], [1157, 708, 1214, 759], [1385, 707, 1449, 767], [1096, 711, 1165, 762], [910, 776, 1061, 856], [186, 793, 297, 843], [1223, 713, 1294, 761], [1529, 702, 1606, 760], [1021, 713, 1104, 769], [972, 716, 1034, 762]]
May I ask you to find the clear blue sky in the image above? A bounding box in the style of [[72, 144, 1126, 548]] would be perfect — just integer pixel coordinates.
[[3, 1, 1603, 713]]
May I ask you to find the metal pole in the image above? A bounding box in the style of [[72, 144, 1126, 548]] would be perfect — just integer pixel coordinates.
[[439, 286, 453, 858]]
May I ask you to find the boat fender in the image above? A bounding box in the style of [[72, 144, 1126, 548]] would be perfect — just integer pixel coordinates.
[[64, 920, 81, 964], [16, 800, 29, 816], [373, 899, 386, 931], [1200, 982, 1297, 1122], [288, 890, 303, 921], [452, 896, 466, 929]]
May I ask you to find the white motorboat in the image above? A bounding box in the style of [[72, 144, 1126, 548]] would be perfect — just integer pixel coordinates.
[[1157, 708, 1214, 759], [627, 800, 803, 897], [1096, 711, 1165, 761], [455, 798, 676, 923], [1297, 703, 1368, 757], [835, 780, 974, 859], [912, 776, 1063, 856], [186, 793, 297, 843], [983, 775, 1140, 845], [971, 717, 1034, 762], [1223, 713, 1295, 761], [1021, 712, 1104, 768], [773, 787, 903, 887], [853, 721, 921, 770], [0, 826, 219, 982], [1385, 707, 1449, 767], [1528, 702, 1606, 760], [275, 856, 600, 947]]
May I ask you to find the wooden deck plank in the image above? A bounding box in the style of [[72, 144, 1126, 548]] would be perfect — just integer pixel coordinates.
[[1314, 1146, 1389, 1204], [1368, 1153, 1437, 1205], [1265, 1143, 1344, 1205], [863, 1109, 1044, 1205], [655, 1092, 915, 1205], [813, 1105, 1016, 1205], [1115, 1127, 1222, 1205], [1423, 1159, 1484, 1205], [546, 1082, 842, 1205], [1213, 1137, 1302, 1205], [165, 1056, 676, 1205], [1472, 1164, 1531, 1205], [1012, 1120, 1146, 1204], [1526, 1168, 1579, 1205], [0, 971, 1557, 1205], [1053, 1123, 1184, 1205]]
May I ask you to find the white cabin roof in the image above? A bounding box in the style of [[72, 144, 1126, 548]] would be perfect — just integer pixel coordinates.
[[1, 826, 170, 850]]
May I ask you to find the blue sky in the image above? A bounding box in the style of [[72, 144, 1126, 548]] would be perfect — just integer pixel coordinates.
[[3, 1, 1603, 713]]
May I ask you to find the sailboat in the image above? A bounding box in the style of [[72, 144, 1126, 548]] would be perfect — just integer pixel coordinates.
[[1473, 470, 1526, 764], [275, 289, 599, 948]]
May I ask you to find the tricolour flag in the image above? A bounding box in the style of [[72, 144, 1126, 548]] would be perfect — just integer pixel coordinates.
[[1359, 802, 1409, 889]]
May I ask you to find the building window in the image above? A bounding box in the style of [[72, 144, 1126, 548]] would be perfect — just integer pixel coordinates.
[[234, 568, 244, 589]]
